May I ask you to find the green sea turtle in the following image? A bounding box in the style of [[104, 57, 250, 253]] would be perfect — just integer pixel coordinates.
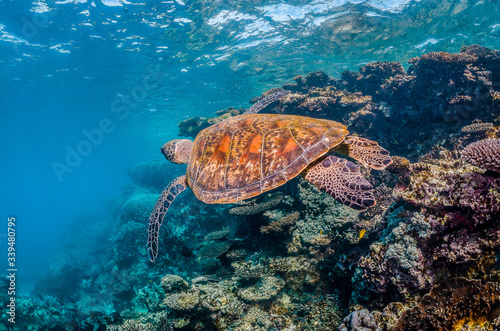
[[147, 91, 392, 262]]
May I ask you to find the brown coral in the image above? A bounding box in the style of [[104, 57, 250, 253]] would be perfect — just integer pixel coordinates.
[[461, 138, 500, 172], [394, 277, 500, 330]]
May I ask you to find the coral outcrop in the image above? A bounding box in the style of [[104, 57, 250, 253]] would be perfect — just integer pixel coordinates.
[[394, 278, 500, 330], [462, 138, 500, 172]]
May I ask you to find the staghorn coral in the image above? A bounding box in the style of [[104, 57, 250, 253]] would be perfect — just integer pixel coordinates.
[[229, 192, 284, 215], [339, 309, 380, 331], [394, 278, 500, 331], [461, 138, 500, 172], [260, 211, 300, 234]]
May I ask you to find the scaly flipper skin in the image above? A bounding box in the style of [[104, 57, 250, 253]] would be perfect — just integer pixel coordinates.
[[147, 175, 187, 262], [243, 90, 291, 115], [335, 136, 393, 170], [304, 156, 376, 211]]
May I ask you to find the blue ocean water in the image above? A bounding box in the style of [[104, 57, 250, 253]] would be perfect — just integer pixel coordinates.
[[1, 0, 500, 329]]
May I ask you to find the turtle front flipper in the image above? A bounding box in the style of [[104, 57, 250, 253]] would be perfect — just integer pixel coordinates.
[[335, 136, 392, 170], [244, 90, 291, 115], [304, 156, 375, 211], [147, 175, 187, 262]]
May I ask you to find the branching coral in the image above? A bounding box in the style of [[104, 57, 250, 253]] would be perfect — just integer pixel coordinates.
[[461, 138, 500, 172]]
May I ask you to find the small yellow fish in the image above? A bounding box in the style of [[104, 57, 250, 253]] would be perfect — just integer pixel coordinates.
[[359, 229, 366, 239]]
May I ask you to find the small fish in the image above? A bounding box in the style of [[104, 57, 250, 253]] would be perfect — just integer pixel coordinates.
[[359, 229, 366, 239]]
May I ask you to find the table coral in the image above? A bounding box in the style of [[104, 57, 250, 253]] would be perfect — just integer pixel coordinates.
[[229, 192, 284, 215], [260, 211, 299, 234], [197, 241, 231, 259]]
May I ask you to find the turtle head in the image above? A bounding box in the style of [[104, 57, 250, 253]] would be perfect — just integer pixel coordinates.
[[161, 139, 193, 164]]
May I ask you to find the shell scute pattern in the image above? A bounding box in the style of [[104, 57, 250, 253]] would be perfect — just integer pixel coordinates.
[[187, 114, 348, 203], [226, 126, 263, 189]]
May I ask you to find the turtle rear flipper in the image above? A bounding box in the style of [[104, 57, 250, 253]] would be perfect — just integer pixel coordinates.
[[147, 175, 187, 262], [304, 156, 375, 211], [335, 136, 392, 170]]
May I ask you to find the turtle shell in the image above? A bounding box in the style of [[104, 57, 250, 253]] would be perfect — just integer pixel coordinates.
[[187, 114, 348, 203]]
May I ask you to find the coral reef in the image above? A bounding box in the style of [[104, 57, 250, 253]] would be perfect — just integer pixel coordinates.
[[260, 211, 300, 234], [119, 193, 158, 224], [197, 240, 231, 259], [238, 276, 285, 302], [178, 108, 241, 138], [461, 121, 494, 133], [394, 278, 500, 330], [462, 138, 500, 172], [204, 227, 230, 241], [339, 309, 380, 331], [127, 161, 175, 191], [21, 46, 500, 331]]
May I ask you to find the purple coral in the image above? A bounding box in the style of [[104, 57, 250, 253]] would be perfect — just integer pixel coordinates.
[[461, 138, 500, 172]]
